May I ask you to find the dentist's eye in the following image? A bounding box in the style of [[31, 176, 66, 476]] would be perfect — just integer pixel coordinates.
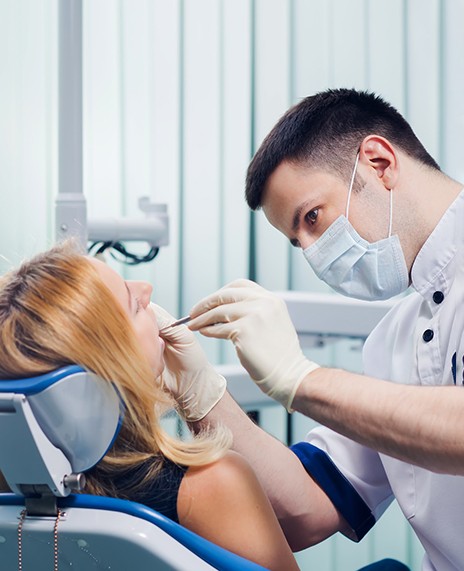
[[135, 298, 143, 314], [305, 209, 319, 225]]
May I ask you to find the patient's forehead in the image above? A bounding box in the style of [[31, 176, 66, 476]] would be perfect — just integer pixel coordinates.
[[87, 256, 117, 279], [87, 257, 129, 311]]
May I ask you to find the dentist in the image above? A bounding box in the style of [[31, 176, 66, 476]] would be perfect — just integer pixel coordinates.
[[159, 89, 464, 571]]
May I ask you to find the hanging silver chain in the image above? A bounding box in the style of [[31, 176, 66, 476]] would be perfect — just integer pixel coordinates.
[[17, 509, 26, 571], [53, 509, 62, 570], [18, 508, 63, 571]]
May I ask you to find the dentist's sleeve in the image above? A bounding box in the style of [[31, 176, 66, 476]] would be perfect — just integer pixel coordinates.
[[291, 426, 394, 541]]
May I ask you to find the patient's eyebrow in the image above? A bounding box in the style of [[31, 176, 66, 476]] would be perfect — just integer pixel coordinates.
[[124, 282, 133, 313]]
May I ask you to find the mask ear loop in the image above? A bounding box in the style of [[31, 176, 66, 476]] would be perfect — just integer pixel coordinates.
[[388, 187, 393, 238], [345, 152, 360, 220]]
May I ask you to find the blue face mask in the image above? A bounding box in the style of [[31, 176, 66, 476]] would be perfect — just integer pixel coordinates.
[[303, 153, 409, 301]]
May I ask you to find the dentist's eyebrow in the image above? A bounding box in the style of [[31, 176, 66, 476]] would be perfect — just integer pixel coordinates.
[[292, 200, 311, 232]]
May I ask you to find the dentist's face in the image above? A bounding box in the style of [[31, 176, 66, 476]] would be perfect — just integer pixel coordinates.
[[88, 257, 165, 376], [262, 159, 391, 250]]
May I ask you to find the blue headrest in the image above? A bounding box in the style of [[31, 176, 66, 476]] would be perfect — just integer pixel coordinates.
[[0, 365, 86, 395], [0, 366, 123, 473]]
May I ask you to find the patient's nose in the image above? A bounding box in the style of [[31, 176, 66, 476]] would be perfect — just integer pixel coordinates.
[[130, 281, 153, 307]]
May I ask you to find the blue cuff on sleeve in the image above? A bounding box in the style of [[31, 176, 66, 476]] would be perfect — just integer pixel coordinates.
[[290, 441, 375, 541]]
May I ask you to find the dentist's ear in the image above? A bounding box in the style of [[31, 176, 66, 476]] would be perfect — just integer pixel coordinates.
[[359, 135, 399, 191]]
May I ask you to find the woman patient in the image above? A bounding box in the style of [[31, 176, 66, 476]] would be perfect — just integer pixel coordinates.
[[0, 242, 298, 571]]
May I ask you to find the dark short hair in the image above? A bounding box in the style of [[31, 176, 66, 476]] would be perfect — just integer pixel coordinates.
[[245, 88, 440, 210]]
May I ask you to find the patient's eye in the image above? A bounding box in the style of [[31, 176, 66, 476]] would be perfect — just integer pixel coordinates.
[[135, 298, 143, 314], [304, 209, 319, 225]]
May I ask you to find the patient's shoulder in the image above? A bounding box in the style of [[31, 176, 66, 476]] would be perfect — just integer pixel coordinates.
[[176, 451, 299, 570], [177, 451, 260, 525]]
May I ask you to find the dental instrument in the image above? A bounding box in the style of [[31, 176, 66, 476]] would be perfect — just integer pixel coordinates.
[[159, 315, 192, 333]]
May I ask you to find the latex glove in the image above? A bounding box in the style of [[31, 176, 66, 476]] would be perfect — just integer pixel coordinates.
[[188, 280, 319, 411], [151, 303, 226, 422]]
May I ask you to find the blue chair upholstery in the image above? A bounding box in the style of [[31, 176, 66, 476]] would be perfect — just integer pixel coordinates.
[[357, 560, 410, 571], [0, 367, 268, 570]]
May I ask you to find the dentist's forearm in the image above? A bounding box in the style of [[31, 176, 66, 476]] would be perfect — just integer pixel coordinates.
[[292, 367, 464, 475], [189, 390, 348, 550]]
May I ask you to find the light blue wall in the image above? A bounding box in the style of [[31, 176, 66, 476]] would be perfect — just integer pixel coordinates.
[[2, 1, 464, 569]]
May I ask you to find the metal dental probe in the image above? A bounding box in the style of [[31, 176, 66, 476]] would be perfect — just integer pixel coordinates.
[[159, 315, 192, 333]]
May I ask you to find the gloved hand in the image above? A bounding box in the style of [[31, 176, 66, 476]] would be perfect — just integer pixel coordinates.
[[188, 280, 320, 411], [151, 303, 226, 422]]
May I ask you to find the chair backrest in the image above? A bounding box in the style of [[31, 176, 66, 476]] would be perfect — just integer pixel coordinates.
[[0, 365, 122, 499], [0, 367, 268, 571]]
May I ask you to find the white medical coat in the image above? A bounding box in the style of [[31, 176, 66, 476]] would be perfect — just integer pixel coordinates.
[[293, 190, 464, 571]]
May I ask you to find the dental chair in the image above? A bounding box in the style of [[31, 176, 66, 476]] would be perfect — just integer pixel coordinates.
[[0, 366, 267, 570]]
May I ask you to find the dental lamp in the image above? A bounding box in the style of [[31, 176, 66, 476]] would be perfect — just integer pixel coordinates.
[[55, 0, 169, 262]]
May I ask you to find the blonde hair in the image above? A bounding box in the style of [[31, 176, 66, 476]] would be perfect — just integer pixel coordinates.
[[0, 242, 230, 497]]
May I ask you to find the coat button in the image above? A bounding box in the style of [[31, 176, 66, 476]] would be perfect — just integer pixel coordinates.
[[423, 329, 434, 342], [433, 291, 444, 304]]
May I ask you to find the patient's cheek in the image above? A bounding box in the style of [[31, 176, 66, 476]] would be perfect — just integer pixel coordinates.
[[147, 337, 165, 377]]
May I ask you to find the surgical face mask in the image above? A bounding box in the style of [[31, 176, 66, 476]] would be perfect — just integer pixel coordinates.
[[303, 153, 409, 301]]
